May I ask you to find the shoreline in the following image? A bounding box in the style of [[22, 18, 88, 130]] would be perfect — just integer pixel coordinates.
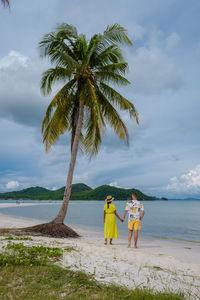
[[0, 202, 200, 245], [0, 202, 59, 208], [0, 207, 200, 298], [0, 204, 200, 262]]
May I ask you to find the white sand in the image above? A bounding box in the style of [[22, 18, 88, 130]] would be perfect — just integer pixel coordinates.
[[0, 203, 200, 299], [0, 202, 58, 209]]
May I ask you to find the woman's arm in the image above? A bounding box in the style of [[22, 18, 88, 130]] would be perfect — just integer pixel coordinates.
[[122, 210, 127, 222], [104, 211, 106, 223], [114, 210, 123, 222]]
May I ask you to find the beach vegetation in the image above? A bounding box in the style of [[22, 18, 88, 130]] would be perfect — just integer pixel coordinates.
[[0, 242, 64, 266], [0, 243, 185, 299], [0, 263, 185, 299]]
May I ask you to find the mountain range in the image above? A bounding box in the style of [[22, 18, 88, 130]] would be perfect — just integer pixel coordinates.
[[0, 183, 163, 200]]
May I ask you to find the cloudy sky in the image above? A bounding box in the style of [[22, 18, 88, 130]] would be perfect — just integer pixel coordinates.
[[0, 0, 200, 198]]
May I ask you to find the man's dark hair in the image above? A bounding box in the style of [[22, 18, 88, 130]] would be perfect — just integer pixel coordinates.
[[132, 192, 137, 198]]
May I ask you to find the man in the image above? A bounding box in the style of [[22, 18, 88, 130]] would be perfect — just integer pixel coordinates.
[[122, 192, 145, 248]]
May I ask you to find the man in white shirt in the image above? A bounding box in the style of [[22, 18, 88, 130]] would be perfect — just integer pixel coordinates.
[[122, 192, 145, 248]]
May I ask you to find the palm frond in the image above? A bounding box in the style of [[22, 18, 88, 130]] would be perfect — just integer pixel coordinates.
[[83, 79, 105, 127], [77, 34, 88, 60], [41, 68, 75, 95], [82, 107, 102, 155], [41, 80, 75, 133], [104, 23, 133, 46], [96, 71, 130, 86], [39, 24, 78, 58], [48, 49, 79, 69], [39, 32, 76, 61], [42, 94, 75, 152], [96, 87, 129, 144], [98, 62, 129, 74], [92, 44, 124, 66], [100, 82, 139, 123], [85, 34, 101, 66], [90, 23, 132, 63], [55, 23, 78, 39]]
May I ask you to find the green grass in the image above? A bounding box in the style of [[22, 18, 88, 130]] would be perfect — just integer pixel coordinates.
[[0, 243, 184, 300], [0, 264, 185, 300]]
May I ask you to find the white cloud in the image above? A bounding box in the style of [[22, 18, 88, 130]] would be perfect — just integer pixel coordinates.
[[166, 32, 180, 50], [131, 23, 146, 41], [0, 50, 49, 127], [125, 28, 183, 95], [109, 181, 120, 188], [6, 180, 19, 190], [128, 47, 183, 94], [166, 165, 200, 194], [147, 29, 180, 51], [0, 51, 29, 70], [51, 186, 58, 191]]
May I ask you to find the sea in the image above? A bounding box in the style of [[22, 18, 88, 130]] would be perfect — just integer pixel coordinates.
[[0, 200, 200, 243]]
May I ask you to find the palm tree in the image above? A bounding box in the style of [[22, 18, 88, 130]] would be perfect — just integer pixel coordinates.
[[28, 23, 139, 237], [1, 0, 10, 7]]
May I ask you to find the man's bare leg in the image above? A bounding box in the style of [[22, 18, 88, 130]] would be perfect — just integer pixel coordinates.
[[134, 230, 138, 248], [128, 230, 133, 248], [104, 239, 107, 245], [109, 238, 113, 245]]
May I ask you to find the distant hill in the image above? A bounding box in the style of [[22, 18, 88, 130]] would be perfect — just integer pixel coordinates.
[[51, 183, 92, 199], [0, 183, 91, 200], [0, 183, 158, 200], [168, 197, 200, 201], [70, 185, 155, 200]]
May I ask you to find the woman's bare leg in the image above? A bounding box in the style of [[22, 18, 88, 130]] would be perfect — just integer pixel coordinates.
[[104, 239, 107, 245], [109, 239, 113, 245]]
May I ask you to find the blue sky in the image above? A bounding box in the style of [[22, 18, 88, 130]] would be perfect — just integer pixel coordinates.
[[0, 0, 200, 198]]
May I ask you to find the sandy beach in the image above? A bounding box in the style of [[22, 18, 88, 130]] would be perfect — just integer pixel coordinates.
[[0, 203, 200, 299]]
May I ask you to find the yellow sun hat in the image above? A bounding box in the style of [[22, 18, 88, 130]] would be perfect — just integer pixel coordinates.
[[105, 195, 114, 202]]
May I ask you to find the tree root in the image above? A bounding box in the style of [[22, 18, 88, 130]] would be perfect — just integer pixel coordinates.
[[23, 222, 80, 238]]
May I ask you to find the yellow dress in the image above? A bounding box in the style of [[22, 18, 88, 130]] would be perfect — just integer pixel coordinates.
[[104, 203, 118, 239]]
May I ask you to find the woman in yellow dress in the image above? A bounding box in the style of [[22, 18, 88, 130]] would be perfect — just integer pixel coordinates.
[[104, 195, 123, 245]]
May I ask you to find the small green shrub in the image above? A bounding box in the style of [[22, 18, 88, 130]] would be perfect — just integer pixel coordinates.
[[0, 242, 66, 266]]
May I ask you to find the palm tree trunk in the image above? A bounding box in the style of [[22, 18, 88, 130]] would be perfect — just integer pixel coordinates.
[[52, 101, 84, 224]]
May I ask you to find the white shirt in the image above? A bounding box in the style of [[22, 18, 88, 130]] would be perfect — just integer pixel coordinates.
[[125, 200, 144, 221]]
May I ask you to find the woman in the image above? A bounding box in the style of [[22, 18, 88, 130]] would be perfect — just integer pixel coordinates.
[[104, 195, 123, 245]]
